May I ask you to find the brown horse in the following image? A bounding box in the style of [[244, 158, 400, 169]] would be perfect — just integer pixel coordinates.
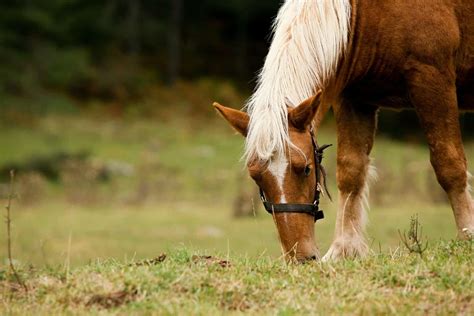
[[214, 0, 473, 261]]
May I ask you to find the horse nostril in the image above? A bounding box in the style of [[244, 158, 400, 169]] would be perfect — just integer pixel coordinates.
[[298, 255, 318, 263]]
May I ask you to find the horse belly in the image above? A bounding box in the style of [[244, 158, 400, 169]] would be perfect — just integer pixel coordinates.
[[346, 77, 473, 112], [457, 76, 474, 112], [344, 78, 412, 110]]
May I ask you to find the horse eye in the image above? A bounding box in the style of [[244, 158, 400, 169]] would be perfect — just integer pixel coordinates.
[[304, 165, 311, 176]]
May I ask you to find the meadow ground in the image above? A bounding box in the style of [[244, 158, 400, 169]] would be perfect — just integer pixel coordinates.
[[0, 114, 473, 314]]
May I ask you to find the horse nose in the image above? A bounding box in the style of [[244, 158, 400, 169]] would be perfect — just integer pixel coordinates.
[[298, 255, 318, 263]]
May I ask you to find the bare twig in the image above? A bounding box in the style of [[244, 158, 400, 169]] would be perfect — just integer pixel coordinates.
[[65, 231, 72, 284], [5, 170, 28, 293], [398, 214, 428, 258]]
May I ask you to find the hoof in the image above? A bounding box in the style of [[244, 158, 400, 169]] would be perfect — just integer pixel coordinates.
[[460, 228, 474, 240], [322, 237, 368, 261]]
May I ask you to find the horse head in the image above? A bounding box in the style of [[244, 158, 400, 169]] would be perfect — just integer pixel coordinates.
[[214, 92, 326, 262]]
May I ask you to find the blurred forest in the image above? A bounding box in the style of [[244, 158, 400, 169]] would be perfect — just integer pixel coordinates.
[[0, 0, 276, 105], [0, 0, 472, 137]]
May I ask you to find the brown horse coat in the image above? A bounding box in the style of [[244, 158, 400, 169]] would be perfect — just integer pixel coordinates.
[[328, 0, 473, 110], [320, 0, 473, 259]]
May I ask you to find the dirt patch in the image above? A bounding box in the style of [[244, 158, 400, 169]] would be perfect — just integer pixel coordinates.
[[86, 287, 138, 309], [191, 255, 231, 268], [220, 290, 251, 311], [130, 253, 167, 267], [0, 281, 26, 294]]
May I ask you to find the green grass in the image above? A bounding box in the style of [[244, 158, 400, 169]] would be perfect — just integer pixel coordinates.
[[0, 201, 461, 268], [1, 241, 472, 315], [0, 114, 473, 314]]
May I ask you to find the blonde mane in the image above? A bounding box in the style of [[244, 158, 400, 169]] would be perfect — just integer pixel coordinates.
[[244, 0, 351, 162]]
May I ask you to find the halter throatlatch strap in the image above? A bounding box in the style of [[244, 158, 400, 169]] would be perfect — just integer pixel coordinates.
[[314, 143, 333, 202], [259, 128, 332, 223]]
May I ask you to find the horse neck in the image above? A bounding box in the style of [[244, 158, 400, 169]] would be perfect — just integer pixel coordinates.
[[245, 0, 352, 162]]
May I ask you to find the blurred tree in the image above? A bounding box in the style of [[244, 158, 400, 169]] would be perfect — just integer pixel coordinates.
[[0, 0, 281, 95], [126, 0, 141, 56], [167, 0, 183, 86]]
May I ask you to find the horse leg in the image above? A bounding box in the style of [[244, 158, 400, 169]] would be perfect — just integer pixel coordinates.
[[407, 64, 474, 239], [322, 102, 378, 261]]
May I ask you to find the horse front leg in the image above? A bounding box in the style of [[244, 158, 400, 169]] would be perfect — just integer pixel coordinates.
[[407, 63, 474, 239], [323, 102, 378, 261]]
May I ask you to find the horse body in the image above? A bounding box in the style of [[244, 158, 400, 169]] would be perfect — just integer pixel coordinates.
[[215, 0, 474, 261], [323, 0, 474, 259], [332, 0, 474, 111]]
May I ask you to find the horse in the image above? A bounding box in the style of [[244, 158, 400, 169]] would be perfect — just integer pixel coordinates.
[[213, 0, 474, 261]]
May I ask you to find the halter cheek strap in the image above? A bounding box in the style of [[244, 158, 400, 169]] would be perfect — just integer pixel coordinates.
[[259, 128, 331, 223]]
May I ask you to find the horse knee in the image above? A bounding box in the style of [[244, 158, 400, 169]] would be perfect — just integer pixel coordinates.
[[431, 154, 467, 192], [337, 154, 369, 193]]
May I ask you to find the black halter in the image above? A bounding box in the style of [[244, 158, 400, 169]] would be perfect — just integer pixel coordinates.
[[259, 128, 332, 222]]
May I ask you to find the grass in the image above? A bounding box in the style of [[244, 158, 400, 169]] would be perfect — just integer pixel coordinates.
[[0, 201, 461, 268], [1, 241, 472, 315], [0, 113, 473, 314]]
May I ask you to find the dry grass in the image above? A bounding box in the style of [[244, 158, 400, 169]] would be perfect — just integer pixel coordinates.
[[0, 240, 472, 315]]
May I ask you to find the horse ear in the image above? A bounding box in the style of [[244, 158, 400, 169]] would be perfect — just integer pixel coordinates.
[[288, 91, 322, 130], [213, 102, 249, 137]]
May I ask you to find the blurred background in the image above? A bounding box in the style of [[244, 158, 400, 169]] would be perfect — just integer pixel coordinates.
[[0, 0, 473, 266]]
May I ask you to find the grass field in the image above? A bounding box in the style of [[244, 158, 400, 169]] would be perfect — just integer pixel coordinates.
[[2, 240, 472, 315], [0, 113, 473, 314]]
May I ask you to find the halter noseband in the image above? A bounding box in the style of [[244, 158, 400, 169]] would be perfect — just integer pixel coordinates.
[[259, 128, 331, 222]]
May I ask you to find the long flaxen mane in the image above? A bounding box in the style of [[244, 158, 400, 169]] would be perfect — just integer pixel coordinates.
[[244, 0, 351, 163]]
